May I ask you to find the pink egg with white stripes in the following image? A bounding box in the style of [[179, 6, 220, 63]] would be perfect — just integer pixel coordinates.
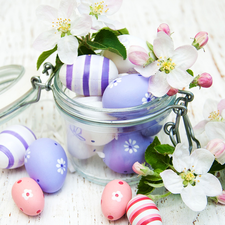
[[126, 194, 162, 225], [101, 179, 132, 221], [0, 125, 36, 169], [59, 54, 119, 96]]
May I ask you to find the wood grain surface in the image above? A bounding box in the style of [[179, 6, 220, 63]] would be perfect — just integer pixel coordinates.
[[1, 0, 225, 224]]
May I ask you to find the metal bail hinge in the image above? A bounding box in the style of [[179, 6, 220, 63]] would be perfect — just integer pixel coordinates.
[[164, 90, 201, 152]]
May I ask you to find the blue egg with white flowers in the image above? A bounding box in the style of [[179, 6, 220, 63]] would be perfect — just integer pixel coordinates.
[[25, 138, 67, 193]]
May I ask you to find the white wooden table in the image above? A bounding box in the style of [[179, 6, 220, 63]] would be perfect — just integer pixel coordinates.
[[1, 0, 225, 224]]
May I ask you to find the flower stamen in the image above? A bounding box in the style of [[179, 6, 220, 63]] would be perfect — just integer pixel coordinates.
[[208, 110, 224, 121], [89, 1, 109, 19], [158, 57, 176, 74]]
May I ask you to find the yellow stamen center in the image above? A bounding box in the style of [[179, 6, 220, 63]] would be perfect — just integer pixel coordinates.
[[89, 1, 109, 19], [208, 110, 224, 121], [158, 57, 176, 74], [52, 18, 71, 34]]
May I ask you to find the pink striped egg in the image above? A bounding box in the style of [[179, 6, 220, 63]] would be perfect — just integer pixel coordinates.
[[0, 125, 36, 169], [59, 54, 119, 96], [126, 194, 162, 225]]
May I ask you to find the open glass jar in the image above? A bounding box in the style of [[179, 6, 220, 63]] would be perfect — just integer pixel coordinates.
[[0, 64, 181, 185]]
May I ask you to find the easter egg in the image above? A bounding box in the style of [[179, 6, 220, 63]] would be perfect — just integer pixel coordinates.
[[0, 125, 36, 169], [126, 194, 162, 225], [67, 125, 104, 159], [102, 74, 156, 109], [101, 179, 132, 221], [103, 35, 150, 73], [140, 120, 163, 137], [11, 177, 44, 216], [59, 54, 119, 96], [25, 138, 67, 193], [103, 132, 152, 174], [67, 123, 116, 146]]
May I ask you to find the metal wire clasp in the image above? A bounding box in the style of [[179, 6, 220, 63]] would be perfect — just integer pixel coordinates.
[[164, 90, 201, 152]]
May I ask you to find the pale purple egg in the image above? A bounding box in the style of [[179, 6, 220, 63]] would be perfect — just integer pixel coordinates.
[[103, 132, 153, 174], [25, 138, 67, 193], [102, 74, 156, 109], [59, 54, 119, 96]]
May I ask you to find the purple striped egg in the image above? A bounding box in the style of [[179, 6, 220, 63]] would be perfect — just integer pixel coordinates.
[[59, 54, 119, 96], [126, 194, 162, 225], [0, 125, 36, 169]]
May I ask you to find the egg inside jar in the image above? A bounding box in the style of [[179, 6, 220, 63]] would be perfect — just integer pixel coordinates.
[[53, 52, 176, 185]]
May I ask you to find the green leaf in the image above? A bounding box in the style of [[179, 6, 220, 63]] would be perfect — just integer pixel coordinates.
[[117, 28, 129, 35], [187, 69, 194, 76], [154, 144, 175, 155], [144, 174, 162, 182], [145, 136, 171, 171], [209, 160, 225, 173], [37, 45, 57, 70], [145, 181, 164, 188], [146, 41, 154, 52], [54, 55, 64, 73], [91, 29, 127, 59], [78, 44, 96, 56], [137, 176, 155, 195]]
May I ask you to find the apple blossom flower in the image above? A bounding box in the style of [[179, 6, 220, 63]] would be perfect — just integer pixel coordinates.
[[33, 0, 92, 64], [131, 31, 197, 97], [217, 190, 225, 204], [160, 143, 222, 211], [206, 139, 225, 165], [157, 23, 170, 36], [192, 31, 209, 50], [194, 99, 225, 147], [78, 0, 124, 30], [132, 162, 155, 176]]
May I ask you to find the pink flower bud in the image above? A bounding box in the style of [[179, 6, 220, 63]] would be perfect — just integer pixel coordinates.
[[167, 87, 178, 96], [217, 190, 225, 204], [157, 23, 170, 36], [132, 162, 153, 176], [128, 45, 149, 66], [192, 31, 209, 50], [197, 72, 213, 88], [206, 139, 225, 165]]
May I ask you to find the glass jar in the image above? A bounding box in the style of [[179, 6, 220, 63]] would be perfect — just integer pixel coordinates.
[[52, 71, 176, 185]]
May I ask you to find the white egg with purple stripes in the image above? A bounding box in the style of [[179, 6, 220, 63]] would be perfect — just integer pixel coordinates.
[[59, 54, 119, 96], [0, 125, 36, 169]]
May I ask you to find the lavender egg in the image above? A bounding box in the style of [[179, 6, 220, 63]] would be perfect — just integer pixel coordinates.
[[102, 74, 156, 108], [103, 132, 152, 174], [0, 125, 36, 169], [25, 138, 67, 193], [59, 54, 119, 96]]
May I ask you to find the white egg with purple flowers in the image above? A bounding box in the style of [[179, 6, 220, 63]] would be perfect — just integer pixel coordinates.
[[25, 138, 67, 193], [0, 125, 36, 169], [103, 35, 150, 73], [103, 131, 153, 174], [102, 74, 156, 109], [59, 54, 119, 96]]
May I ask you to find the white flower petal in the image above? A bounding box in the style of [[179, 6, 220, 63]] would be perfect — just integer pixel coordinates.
[[57, 35, 79, 64], [148, 72, 170, 97], [172, 143, 190, 172], [203, 99, 219, 120], [135, 61, 159, 78], [103, 0, 123, 15], [180, 184, 207, 211], [198, 173, 222, 196], [160, 170, 183, 194], [153, 31, 174, 58], [70, 15, 92, 36], [190, 149, 214, 174], [32, 29, 60, 52], [58, 0, 77, 19], [218, 99, 225, 115], [205, 121, 225, 140], [77, 2, 90, 15], [193, 120, 208, 135], [172, 45, 198, 70], [167, 68, 194, 89], [36, 5, 58, 24]]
